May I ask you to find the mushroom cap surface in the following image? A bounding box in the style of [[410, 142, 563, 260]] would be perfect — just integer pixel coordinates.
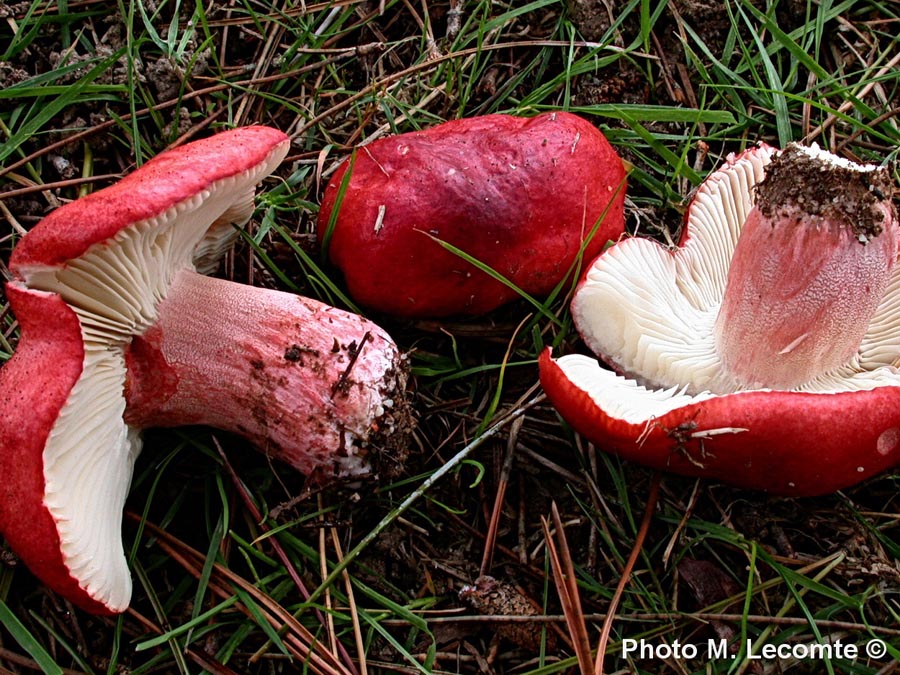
[[540, 145, 900, 496], [11, 126, 289, 271], [539, 350, 900, 496], [319, 112, 627, 317]]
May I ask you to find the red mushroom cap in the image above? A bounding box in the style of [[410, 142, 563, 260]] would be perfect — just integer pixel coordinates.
[[539, 349, 900, 496], [318, 112, 627, 317], [11, 126, 289, 271]]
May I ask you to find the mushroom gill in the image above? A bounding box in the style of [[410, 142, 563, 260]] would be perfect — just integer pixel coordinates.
[[570, 144, 900, 399]]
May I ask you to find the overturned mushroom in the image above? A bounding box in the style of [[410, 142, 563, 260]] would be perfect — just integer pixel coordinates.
[[541, 143, 900, 496], [0, 126, 410, 614]]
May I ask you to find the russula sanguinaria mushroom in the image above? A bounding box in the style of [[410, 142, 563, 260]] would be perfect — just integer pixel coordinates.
[[318, 112, 627, 317], [0, 126, 410, 614], [540, 143, 900, 496]]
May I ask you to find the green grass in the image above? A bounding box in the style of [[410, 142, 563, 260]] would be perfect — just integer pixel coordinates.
[[2, 0, 900, 673]]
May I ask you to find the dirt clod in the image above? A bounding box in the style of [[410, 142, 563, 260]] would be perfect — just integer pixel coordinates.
[[756, 143, 896, 240]]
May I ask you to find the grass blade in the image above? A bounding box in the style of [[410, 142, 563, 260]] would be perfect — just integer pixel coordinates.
[[0, 599, 63, 675]]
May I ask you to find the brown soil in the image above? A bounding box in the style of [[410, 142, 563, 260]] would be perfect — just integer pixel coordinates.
[[756, 143, 896, 240]]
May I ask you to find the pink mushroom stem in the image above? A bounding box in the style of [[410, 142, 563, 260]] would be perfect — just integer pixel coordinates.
[[714, 144, 899, 390], [123, 269, 408, 478]]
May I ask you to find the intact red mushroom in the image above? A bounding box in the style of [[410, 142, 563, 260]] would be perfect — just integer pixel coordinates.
[[540, 143, 900, 496], [0, 126, 409, 614], [318, 112, 627, 317]]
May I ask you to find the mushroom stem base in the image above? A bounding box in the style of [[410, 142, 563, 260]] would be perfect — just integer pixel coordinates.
[[123, 269, 409, 478]]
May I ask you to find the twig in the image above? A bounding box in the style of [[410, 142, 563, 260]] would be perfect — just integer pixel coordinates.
[[0, 647, 87, 675], [595, 473, 661, 675], [0, 59, 345, 182], [543, 502, 594, 674], [319, 494, 339, 661], [332, 331, 371, 397], [211, 439, 359, 675], [0, 173, 121, 201], [303, 389, 545, 606], [803, 50, 900, 145], [292, 40, 654, 139], [330, 530, 369, 675], [135, 518, 352, 675], [480, 416, 523, 576], [835, 106, 900, 155]]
